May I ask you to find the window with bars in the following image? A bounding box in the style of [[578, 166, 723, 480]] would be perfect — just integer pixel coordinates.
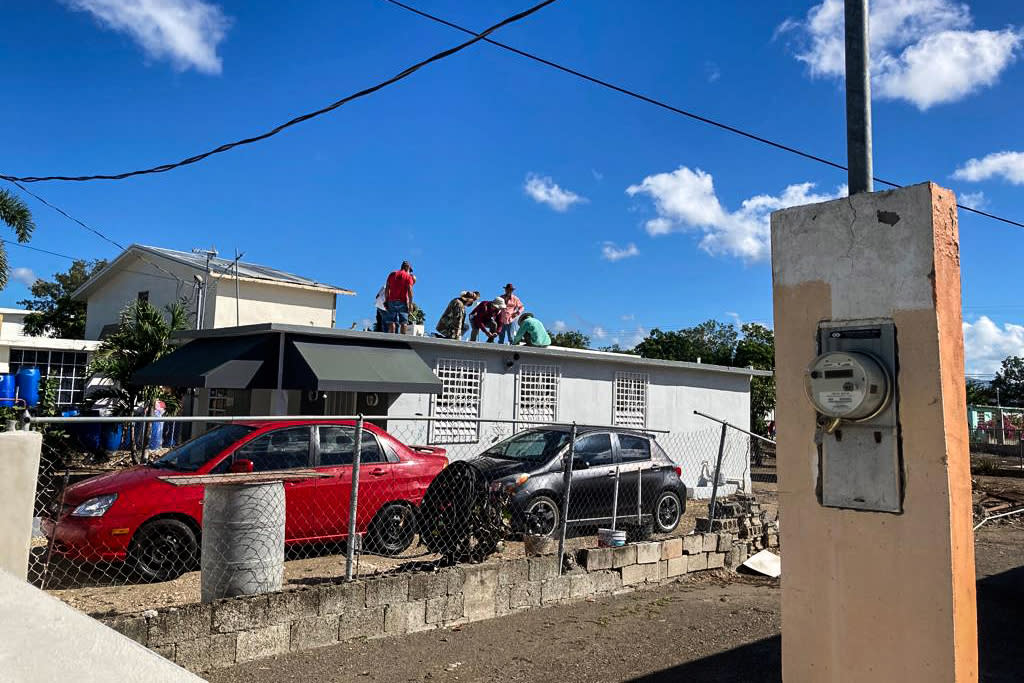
[[515, 364, 560, 428], [613, 371, 648, 428], [429, 359, 485, 444], [8, 349, 89, 408]]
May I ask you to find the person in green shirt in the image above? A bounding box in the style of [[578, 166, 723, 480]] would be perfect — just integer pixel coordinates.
[[513, 312, 551, 347]]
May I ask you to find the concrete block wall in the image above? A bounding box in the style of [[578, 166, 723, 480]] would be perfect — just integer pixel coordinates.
[[102, 534, 757, 674]]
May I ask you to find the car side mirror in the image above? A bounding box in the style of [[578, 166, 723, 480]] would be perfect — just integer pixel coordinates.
[[229, 459, 254, 474]]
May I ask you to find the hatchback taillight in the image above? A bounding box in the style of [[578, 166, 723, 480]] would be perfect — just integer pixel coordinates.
[[674, 466, 682, 478]]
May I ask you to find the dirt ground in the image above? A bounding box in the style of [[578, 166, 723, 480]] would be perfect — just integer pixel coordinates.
[[207, 522, 1023, 683]]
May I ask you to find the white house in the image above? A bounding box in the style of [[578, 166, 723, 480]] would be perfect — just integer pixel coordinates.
[[72, 245, 354, 340]]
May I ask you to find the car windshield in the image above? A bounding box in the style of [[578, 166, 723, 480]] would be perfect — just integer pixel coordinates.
[[482, 429, 570, 464], [151, 425, 255, 472]]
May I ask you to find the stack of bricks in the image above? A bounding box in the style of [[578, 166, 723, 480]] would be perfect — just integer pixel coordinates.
[[694, 493, 779, 554]]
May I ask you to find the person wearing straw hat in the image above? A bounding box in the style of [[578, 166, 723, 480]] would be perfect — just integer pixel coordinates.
[[497, 283, 524, 344], [435, 290, 479, 339], [469, 297, 507, 342]]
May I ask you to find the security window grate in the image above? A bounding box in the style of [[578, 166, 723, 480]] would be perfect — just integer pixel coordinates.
[[516, 364, 560, 429], [613, 371, 648, 428], [430, 359, 485, 444], [9, 349, 89, 408]]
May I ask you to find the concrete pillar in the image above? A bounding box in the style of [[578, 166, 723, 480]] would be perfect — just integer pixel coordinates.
[[0, 430, 43, 580], [771, 183, 976, 682]]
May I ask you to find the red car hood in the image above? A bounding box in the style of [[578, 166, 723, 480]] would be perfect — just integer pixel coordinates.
[[63, 466, 181, 506]]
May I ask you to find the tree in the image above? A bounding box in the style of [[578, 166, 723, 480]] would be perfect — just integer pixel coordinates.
[[18, 259, 107, 338], [0, 188, 35, 289], [990, 356, 1024, 407], [734, 323, 776, 437], [551, 330, 590, 349], [965, 378, 995, 406], [87, 299, 189, 461], [635, 320, 738, 366]]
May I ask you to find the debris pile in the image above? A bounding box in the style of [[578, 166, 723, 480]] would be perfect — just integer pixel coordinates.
[[695, 492, 779, 552]]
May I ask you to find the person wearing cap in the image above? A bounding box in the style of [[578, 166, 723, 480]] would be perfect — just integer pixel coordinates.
[[435, 290, 479, 340], [383, 261, 415, 334], [496, 283, 524, 344], [469, 297, 507, 342], [513, 312, 551, 347]]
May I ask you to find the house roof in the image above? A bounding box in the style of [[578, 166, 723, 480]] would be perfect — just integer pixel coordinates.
[[72, 244, 355, 300], [174, 323, 774, 378]]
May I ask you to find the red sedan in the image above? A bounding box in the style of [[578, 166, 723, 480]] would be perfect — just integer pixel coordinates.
[[42, 420, 447, 581]]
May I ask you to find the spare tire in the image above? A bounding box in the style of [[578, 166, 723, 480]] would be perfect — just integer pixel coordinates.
[[418, 459, 510, 563]]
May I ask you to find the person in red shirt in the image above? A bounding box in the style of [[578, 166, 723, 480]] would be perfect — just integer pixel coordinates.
[[469, 297, 507, 342], [383, 261, 415, 334]]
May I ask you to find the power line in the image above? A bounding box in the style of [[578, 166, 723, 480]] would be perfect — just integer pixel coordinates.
[[0, 239, 184, 283], [381, 0, 1024, 231], [0, 0, 558, 184]]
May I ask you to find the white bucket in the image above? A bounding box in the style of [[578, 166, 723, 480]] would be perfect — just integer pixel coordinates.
[[597, 528, 627, 548]]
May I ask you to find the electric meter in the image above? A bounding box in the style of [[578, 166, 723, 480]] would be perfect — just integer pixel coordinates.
[[804, 351, 891, 421]]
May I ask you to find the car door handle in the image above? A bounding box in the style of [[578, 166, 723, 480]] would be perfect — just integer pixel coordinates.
[[606, 471, 617, 477], [370, 469, 387, 476]]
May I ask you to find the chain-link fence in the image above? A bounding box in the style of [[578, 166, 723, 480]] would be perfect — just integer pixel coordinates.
[[22, 414, 759, 613]]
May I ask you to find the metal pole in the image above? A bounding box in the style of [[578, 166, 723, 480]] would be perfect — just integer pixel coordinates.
[[234, 249, 241, 327], [344, 415, 364, 581], [636, 463, 642, 526], [844, 0, 873, 194], [708, 422, 728, 527], [556, 423, 577, 576], [610, 466, 620, 531]]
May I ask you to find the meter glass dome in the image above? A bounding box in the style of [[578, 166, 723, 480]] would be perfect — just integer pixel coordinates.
[[804, 351, 890, 420]]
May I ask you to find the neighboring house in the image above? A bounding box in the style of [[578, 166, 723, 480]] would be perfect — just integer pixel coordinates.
[[72, 245, 354, 340], [134, 323, 771, 491], [0, 307, 100, 409]]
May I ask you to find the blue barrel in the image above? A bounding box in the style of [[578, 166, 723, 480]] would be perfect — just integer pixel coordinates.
[[15, 367, 40, 408], [148, 421, 164, 450], [101, 423, 124, 452], [0, 374, 14, 408]]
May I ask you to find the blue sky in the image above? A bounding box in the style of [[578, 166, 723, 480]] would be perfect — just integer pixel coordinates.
[[2, 0, 1023, 373]]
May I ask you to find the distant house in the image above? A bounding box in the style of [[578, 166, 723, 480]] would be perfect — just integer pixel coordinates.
[[72, 245, 355, 340]]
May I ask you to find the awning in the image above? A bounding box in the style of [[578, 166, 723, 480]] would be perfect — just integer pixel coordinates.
[[132, 336, 267, 389], [290, 341, 441, 394]]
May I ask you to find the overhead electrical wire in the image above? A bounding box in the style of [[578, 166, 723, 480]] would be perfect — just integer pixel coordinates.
[[0, 0, 558, 185], [380, 0, 1024, 231]]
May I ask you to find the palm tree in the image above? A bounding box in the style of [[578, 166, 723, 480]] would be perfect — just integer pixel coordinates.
[[87, 299, 189, 461], [0, 188, 35, 288]]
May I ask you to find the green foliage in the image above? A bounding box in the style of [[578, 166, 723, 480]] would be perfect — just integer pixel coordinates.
[[598, 343, 636, 355], [18, 259, 107, 338], [990, 356, 1024, 407], [551, 330, 590, 349], [965, 378, 996, 406], [0, 188, 36, 290], [408, 303, 426, 325]]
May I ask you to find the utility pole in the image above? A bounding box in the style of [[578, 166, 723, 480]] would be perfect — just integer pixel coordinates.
[[844, 0, 873, 194], [233, 249, 244, 327], [191, 247, 218, 329]]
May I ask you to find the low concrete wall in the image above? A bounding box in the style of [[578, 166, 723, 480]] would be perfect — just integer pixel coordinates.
[[102, 533, 771, 674]]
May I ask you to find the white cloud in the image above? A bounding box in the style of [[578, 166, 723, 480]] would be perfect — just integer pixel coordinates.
[[592, 326, 607, 340], [963, 316, 1024, 375], [957, 191, 987, 210], [62, 0, 230, 74], [779, 0, 1022, 110], [953, 151, 1024, 185], [551, 320, 568, 333], [11, 267, 36, 287], [626, 166, 845, 262], [610, 326, 648, 350], [524, 174, 586, 212], [621, 313, 635, 321], [600, 241, 639, 262]]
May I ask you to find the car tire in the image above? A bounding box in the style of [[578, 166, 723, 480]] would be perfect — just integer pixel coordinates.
[[652, 490, 683, 533], [524, 495, 560, 537], [366, 502, 417, 556], [128, 518, 199, 582]]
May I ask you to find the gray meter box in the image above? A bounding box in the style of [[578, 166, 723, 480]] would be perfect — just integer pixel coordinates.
[[815, 320, 902, 513]]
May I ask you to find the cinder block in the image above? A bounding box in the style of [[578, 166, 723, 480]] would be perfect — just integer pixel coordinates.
[[236, 623, 290, 663], [716, 533, 734, 553], [269, 589, 319, 624], [661, 537, 683, 560], [621, 562, 660, 586], [106, 614, 148, 646], [494, 585, 513, 616], [462, 565, 499, 621], [707, 552, 726, 569], [151, 644, 175, 661], [497, 559, 530, 587], [540, 575, 571, 604], [365, 575, 410, 607], [612, 544, 637, 568], [688, 552, 709, 572], [384, 601, 428, 635], [702, 533, 719, 553], [426, 595, 460, 624], [682, 535, 704, 555], [443, 594, 465, 623], [658, 560, 669, 581], [666, 556, 688, 577], [591, 570, 622, 594], [635, 542, 662, 564], [409, 572, 449, 601], [290, 616, 339, 651], [175, 635, 237, 672], [446, 567, 466, 595], [528, 556, 559, 582], [209, 633, 238, 670], [768, 533, 780, 548], [339, 606, 384, 641], [509, 582, 542, 609], [213, 595, 270, 633], [580, 547, 614, 571], [149, 603, 212, 645], [319, 581, 366, 616], [569, 572, 596, 599]]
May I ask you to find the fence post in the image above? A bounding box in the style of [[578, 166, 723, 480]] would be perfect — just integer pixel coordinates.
[[611, 466, 620, 531], [344, 415, 364, 582], [556, 423, 577, 576], [707, 422, 728, 526]]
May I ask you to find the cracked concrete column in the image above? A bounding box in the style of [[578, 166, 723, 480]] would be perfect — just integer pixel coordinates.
[[771, 183, 977, 682], [0, 430, 42, 580]]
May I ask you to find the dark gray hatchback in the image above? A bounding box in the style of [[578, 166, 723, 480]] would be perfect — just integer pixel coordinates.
[[470, 426, 686, 537]]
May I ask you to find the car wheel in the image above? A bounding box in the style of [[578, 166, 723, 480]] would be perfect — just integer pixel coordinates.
[[524, 495, 560, 537], [366, 503, 417, 556], [653, 490, 683, 533], [128, 518, 198, 582]]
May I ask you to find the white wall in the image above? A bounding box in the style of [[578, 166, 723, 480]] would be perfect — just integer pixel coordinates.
[[0, 310, 28, 340], [210, 279, 335, 328]]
